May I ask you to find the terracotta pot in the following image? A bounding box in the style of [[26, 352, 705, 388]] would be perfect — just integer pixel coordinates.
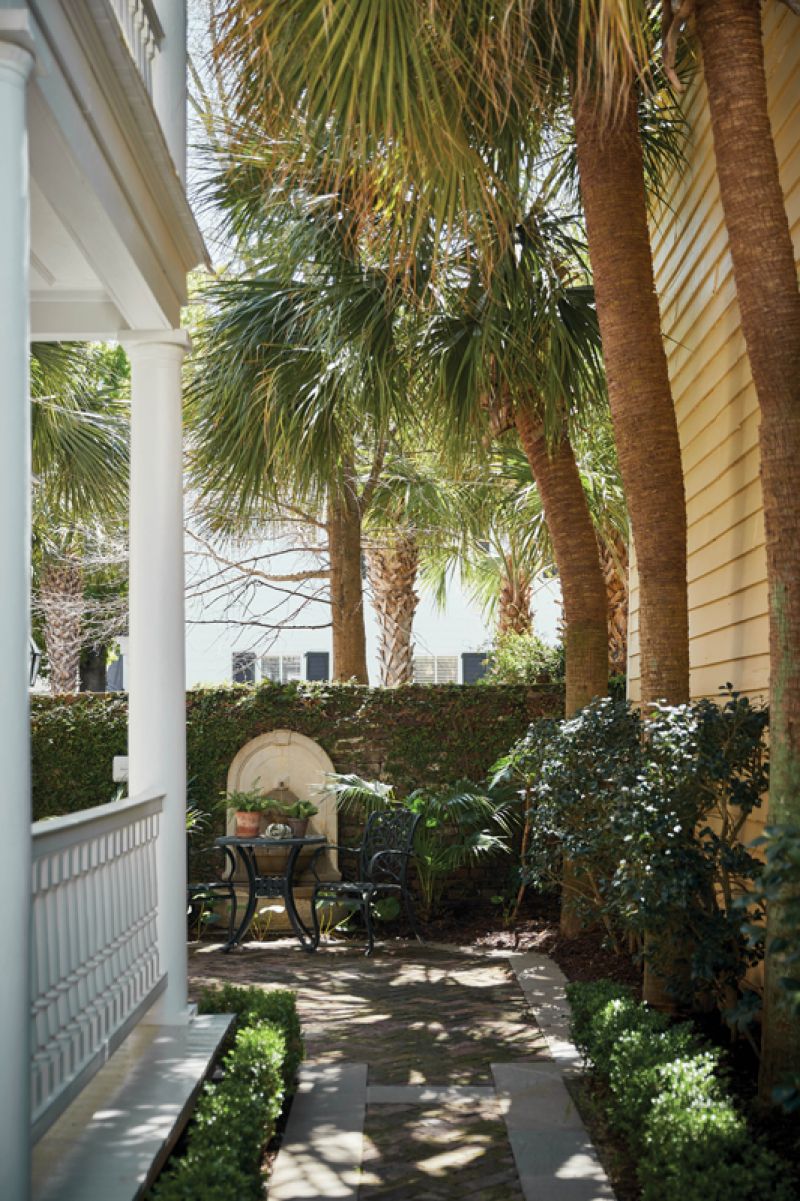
[[234, 810, 261, 838], [284, 817, 309, 838]]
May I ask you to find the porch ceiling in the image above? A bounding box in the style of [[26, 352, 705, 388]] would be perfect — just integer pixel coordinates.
[[23, 0, 208, 341]]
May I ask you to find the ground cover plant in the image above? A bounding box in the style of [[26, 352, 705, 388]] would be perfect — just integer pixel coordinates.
[[567, 980, 796, 1201], [148, 985, 302, 1201]]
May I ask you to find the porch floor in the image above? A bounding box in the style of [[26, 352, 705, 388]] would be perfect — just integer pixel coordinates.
[[32, 1013, 233, 1201], [189, 940, 616, 1200]]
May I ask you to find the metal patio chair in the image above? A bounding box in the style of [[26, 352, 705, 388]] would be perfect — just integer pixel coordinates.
[[310, 807, 423, 955], [187, 843, 238, 944]]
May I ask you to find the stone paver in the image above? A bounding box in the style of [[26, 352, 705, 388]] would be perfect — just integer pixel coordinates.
[[188, 940, 616, 1200], [361, 1097, 524, 1201]]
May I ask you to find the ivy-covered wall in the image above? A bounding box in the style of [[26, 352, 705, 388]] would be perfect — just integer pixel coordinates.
[[31, 682, 563, 823]]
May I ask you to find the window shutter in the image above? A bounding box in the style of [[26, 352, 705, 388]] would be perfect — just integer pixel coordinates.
[[461, 652, 489, 684], [413, 656, 435, 684], [435, 656, 458, 684], [305, 652, 330, 681], [261, 655, 281, 683]]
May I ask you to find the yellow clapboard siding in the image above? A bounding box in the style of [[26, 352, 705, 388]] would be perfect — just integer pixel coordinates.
[[685, 446, 761, 526], [682, 408, 761, 499], [688, 477, 764, 556], [688, 581, 768, 640], [690, 656, 771, 700], [690, 614, 769, 669], [687, 545, 767, 610]]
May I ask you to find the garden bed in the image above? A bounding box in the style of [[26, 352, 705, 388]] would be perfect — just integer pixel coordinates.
[[146, 985, 303, 1201]]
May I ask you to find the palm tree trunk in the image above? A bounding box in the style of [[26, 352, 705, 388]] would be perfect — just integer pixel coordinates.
[[515, 408, 608, 715], [327, 487, 369, 683], [366, 533, 419, 686], [515, 410, 609, 938], [573, 91, 689, 710], [498, 556, 533, 637], [600, 535, 629, 677], [694, 0, 800, 1100], [40, 554, 84, 694]]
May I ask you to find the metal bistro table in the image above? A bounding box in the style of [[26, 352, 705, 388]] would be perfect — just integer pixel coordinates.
[[215, 834, 326, 953]]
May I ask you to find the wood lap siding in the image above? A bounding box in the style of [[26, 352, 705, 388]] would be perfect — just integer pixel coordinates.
[[628, 7, 800, 717]]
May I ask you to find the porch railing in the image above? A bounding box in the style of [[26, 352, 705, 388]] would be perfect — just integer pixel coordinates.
[[110, 0, 164, 96], [31, 793, 165, 1140]]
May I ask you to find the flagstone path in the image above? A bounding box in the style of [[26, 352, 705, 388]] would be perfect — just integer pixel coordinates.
[[189, 941, 616, 1200]]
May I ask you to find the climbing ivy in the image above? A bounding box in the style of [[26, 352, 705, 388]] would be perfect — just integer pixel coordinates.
[[30, 682, 562, 823]]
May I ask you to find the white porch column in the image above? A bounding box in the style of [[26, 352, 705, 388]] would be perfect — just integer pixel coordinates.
[[151, 0, 187, 182], [0, 35, 34, 1201], [125, 330, 190, 1024]]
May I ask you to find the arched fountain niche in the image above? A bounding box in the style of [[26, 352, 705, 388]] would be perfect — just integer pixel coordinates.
[[226, 729, 339, 881]]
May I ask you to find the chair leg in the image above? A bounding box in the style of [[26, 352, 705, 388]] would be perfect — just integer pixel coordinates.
[[310, 887, 322, 950], [226, 887, 237, 946], [403, 885, 424, 943], [362, 891, 375, 956]]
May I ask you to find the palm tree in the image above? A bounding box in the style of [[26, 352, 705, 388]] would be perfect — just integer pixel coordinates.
[[668, 0, 800, 1097], [421, 196, 612, 715], [30, 344, 129, 693], [186, 271, 397, 683], [210, 0, 690, 712]]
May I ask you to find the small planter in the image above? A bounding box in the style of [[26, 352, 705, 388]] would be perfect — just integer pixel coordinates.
[[284, 817, 309, 838], [234, 810, 261, 838]]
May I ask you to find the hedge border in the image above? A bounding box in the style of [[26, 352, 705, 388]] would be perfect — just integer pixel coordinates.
[[567, 980, 796, 1201], [148, 985, 302, 1201]]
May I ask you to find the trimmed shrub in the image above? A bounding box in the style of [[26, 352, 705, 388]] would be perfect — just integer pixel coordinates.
[[567, 980, 796, 1201], [148, 985, 302, 1201], [198, 984, 303, 1089]]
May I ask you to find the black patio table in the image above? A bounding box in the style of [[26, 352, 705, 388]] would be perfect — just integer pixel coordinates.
[[214, 834, 326, 953]]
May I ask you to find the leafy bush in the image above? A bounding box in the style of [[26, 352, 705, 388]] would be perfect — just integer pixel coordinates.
[[198, 984, 303, 1089], [480, 632, 565, 685], [328, 773, 515, 918], [148, 985, 302, 1201], [567, 981, 796, 1201], [505, 692, 768, 1012]]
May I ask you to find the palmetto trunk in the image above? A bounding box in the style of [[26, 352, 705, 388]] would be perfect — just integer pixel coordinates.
[[515, 407, 608, 715], [366, 533, 420, 686], [40, 555, 84, 694], [515, 409, 609, 938], [573, 92, 689, 710], [695, 0, 800, 1098], [498, 557, 533, 637], [327, 486, 369, 683], [600, 535, 629, 676]]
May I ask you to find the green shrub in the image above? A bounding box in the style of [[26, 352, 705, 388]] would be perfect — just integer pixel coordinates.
[[567, 980, 796, 1201], [510, 692, 768, 1013], [480, 632, 565, 685], [640, 1057, 795, 1201], [198, 984, 303, 1089], [149, 984, 302, 1201]]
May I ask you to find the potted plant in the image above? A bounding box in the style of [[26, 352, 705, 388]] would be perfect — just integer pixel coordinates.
[[222, 786, 275, 838], [279, 800, 318, 839]]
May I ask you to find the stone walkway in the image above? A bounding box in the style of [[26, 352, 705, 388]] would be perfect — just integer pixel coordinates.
[[189, 940, 616, 1200]]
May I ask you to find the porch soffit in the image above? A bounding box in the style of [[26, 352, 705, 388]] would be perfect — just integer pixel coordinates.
[[21, 0, 208, 337]]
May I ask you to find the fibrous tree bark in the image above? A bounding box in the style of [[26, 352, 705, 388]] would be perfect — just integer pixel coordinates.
[[600, 534, 629, 676], [327, 485, 369, 683], [366, 533, 419, 686], [515, 406, 610, 939], [40, 554, 83, 695], [497, 556, 534, 637], [573, 91, 689, 710], [694, 0, 800, 1098], [515, 405, 609, 716]]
